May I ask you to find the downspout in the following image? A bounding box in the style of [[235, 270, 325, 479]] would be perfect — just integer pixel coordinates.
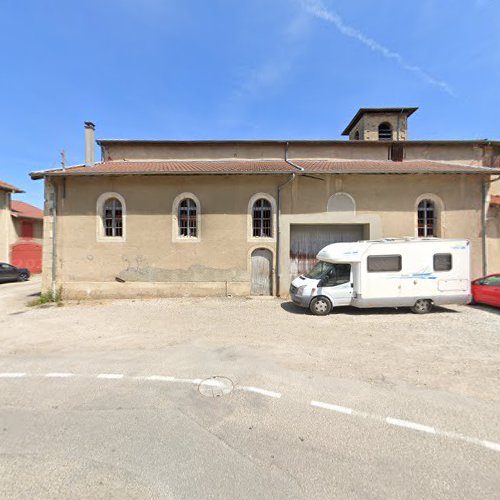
[[275, 142, 304, 297], [481, 174, 500, 276]]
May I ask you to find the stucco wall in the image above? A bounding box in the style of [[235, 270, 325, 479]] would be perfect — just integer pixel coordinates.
[[11, 218, 43, 242], [487, 204, 500, 273], [101, 140, 498, 167], [44, 172, 488, 299]]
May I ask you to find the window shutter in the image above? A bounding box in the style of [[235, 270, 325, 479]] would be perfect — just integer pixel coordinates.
[[391, 142, 404, 162]]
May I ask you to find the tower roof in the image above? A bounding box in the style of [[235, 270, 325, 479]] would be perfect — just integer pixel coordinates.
[[342, 107, 418, 136]]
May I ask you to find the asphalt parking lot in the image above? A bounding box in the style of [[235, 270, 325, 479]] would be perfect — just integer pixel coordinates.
[[0, 280, 499, 499]]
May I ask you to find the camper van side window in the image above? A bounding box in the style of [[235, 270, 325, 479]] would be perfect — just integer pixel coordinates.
[[367, 255, 402, 272], [433, 253, 452, 271]]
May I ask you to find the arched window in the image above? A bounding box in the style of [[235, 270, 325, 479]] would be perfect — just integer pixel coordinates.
[[378, 122, 392, 141], [417, 199, 436, 237], [327, 193, 356, 214], [103, 198, 123, 237], [252, 198, 272, 238], [96, 192, 126, 241], [172, 192, 201, 242], [354, 130, 360, 140], [178, 198, 197, 237]]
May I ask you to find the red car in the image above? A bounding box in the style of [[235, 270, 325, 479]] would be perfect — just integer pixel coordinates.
[[471, 274, 500, 308]]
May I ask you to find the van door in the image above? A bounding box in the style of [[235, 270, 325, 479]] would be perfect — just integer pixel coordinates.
[[320, 264, 353, 306]]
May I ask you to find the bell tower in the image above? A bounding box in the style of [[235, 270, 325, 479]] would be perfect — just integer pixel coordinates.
[[342, 107, 418, 141]]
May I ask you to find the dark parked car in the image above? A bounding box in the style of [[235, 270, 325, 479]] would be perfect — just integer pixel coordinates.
[[0, 262, 30, 283]]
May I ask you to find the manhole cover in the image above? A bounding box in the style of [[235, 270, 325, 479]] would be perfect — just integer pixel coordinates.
[[198, 376, 234, 398]]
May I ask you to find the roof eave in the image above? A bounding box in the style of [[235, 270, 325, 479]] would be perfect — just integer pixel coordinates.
[[0, 185, 24, 193]]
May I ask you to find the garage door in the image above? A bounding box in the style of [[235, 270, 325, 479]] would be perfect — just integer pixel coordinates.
[[11, 243, 42, 273], [290, 224, 364, 277]]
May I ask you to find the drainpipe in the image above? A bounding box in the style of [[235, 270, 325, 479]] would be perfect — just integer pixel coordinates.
[[275, 142, 304, 296], [481, 174, 500, 276]]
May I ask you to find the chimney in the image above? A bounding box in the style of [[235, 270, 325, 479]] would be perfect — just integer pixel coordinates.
[[84, 121, 95, 167]]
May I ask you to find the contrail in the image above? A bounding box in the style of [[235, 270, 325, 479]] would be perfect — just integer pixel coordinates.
[[300, 0, 455, 96]]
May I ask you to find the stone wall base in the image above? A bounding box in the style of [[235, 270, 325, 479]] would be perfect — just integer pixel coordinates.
[[51, 281, 256, 300]]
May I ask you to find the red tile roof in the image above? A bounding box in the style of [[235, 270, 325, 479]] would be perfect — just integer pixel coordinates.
[[11, 200, 43, 219], [30, 159, 500, 178], [490, 195, 500, 207], [0, 179, 24, 193], [31, 161, 295, 178], [296, 160, 498, 174]]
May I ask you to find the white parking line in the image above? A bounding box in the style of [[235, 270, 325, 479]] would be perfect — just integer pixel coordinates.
[[482, 440, 500, 452], [134, 375, 175, 382], [386, 417, 436, 434], [97, 373, 124, 379], [238, 386, 282, 398], [310, 398, 500, 453], [0, 372, 26, 378], [311, 400, 353, 415]]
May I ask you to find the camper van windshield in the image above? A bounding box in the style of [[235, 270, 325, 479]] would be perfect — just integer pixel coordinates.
[[305, 262, 335, 279]]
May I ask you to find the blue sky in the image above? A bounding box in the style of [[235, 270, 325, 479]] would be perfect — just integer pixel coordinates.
[[1, 0, 499, 206]]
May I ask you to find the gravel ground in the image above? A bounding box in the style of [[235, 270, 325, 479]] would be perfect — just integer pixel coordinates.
[[1, 291, 499, 403], [1, 283, 499, 499]]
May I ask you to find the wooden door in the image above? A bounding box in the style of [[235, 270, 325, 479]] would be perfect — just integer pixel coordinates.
[[251, 249, 272, 296]]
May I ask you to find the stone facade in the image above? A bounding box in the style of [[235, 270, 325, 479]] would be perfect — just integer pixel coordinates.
[[37, 152, 499, 299], [33, 108, 500, 299]]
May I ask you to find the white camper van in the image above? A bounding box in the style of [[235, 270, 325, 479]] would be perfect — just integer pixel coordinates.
[[289, 238, 471, 315]]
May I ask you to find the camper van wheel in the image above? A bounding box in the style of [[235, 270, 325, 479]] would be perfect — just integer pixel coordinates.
[[309, 297, 332, 316], [410, 299, 433, 314]]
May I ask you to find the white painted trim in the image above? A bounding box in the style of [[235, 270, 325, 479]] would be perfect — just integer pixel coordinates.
[[327, 192, 356, 214], [247, 192, 277, 242], [415, 193, 445, 238], [96, 192, 126, 242], [172, 192, 201, 243]]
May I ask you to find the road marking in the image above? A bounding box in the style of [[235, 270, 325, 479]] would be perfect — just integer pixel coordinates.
[[386, 417, 436, 434], [97, 373, 124, 379], [1, 371, 498, 453], [311, 400, 353, 415], [482, 440, 500, 452], [238, 386, 282, 398], [135, 375, 175, 382], [310, 398, 500, 453]]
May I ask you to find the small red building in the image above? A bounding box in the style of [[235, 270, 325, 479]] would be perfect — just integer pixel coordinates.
[[10, 200, 43, 273]]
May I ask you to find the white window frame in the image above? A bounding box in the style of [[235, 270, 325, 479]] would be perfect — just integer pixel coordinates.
[[415, 193, 444, 238], [247, 193, 276, 242], [172, 192, 201, 243], [96, 192, 126, 242]]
